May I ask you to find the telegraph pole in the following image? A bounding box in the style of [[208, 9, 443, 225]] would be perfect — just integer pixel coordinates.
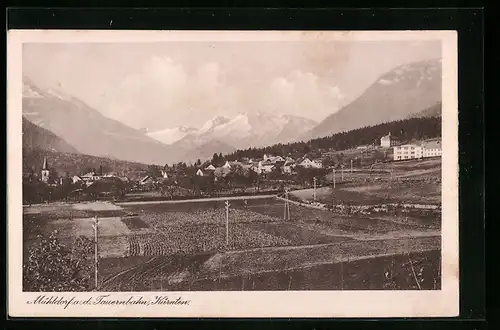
[[92, 216, 99, 291], [313, 177, 317, 201], [287, 193, 290, 220], [350, 159, 353, 175], [283, 190, 287, 219], [225, 200, 230, 247], [341, 165, 344, 181], [332, 168, 336, 212], [284, 189, 290, 220]]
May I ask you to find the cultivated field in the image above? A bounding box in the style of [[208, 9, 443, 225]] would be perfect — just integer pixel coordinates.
[[23, 191, 441, 291]]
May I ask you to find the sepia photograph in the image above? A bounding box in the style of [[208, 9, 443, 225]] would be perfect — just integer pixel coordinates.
[[8, 30, 459, 318]]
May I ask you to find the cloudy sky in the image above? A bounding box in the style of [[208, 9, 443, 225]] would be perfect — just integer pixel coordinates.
[[23, 40, 441, 131]]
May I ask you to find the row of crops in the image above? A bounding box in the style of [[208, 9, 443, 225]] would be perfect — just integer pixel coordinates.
[[137, 208, 284, 228], [125, 223, 295, 257]]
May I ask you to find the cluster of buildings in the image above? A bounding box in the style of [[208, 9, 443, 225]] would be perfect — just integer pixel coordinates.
[[35, 156, 129, 187], [164, 154, 326, 180], [379, 134, 442, 161], [393, 140, 442, 161], [72, 171, 129, 187]]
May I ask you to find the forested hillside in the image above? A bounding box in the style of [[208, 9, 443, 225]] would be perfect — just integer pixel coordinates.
[[224, 116, 441, 161]]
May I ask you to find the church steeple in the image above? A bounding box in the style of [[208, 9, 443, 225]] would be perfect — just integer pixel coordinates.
[[41, 156, 50, 183]]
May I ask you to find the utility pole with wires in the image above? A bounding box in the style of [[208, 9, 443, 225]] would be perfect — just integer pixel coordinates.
[[332, 168, 336, 211], [341, 164, 344, 181], [313, 177, 317, 201], [92, 216, 99, 291], [350, 159, 353, 176], [225, 200, 230, 248], [283, 189, 291, 220]]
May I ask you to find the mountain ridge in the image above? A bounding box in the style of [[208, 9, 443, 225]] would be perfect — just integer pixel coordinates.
[[304, 58, 442, 140], [170, 112, 317, 151], [22, 77, 177, 165], [22, 116, 79, 154], [406, 102, 442, 119]]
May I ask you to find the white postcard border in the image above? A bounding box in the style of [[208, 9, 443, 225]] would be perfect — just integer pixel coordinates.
[[8, 30, 459, 318]]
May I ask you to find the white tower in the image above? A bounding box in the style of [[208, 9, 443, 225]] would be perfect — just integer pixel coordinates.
[[41, 156, 50, 183]]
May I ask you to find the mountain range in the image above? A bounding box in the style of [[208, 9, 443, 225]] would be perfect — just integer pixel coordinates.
[[22, 77, 175, 165], [147, 112, 318, 162], [148, 113, 317, 146], [22, 57, 442, 166], [304, 58, 442, 140]]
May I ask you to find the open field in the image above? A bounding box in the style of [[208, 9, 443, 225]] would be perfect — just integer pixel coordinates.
[[23, 192, 441, 291], [293, 158, 441, 207], [100, 240, 440, 291]]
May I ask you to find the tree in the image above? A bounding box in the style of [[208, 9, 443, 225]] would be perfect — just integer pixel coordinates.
[[246, 170, 260, 191], [147, 165, 162, 178], [267, 166, 283, 181], [196, 159, 202, 166], [59, 176, 74, 202], [23, 232, 94, 291], [48, 169, 59, 184], [212, 153, 219, 165], [110, 179, 126, 200]]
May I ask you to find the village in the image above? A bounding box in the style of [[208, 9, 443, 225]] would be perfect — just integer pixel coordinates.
[[23, 133, 442, 205]]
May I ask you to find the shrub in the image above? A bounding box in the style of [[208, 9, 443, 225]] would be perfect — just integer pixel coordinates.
[[23, 231, 94, 292]]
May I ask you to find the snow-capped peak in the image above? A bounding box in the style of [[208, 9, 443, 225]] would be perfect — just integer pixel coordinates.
[[178, 125, 195, 133], [198, 116, 231, 134], [147, 125, 198, 145], [157, 112, 317, 151]]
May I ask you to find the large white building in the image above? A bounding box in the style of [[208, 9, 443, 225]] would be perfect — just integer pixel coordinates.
[[380, 133, 398, 148], [393, 140, 442, 161], [422, 140, 442, 158], [394, 144, 423, 160]]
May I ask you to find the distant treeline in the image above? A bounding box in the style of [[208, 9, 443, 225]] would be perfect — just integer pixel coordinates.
[[224, 117, 441, 160]]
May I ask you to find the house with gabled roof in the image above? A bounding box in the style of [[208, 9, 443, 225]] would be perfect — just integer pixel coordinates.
[[139, 175, 157, 185], [282, 158, 297, 174], [297, 157, 323, 169], [311, 159, 323, 168]]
